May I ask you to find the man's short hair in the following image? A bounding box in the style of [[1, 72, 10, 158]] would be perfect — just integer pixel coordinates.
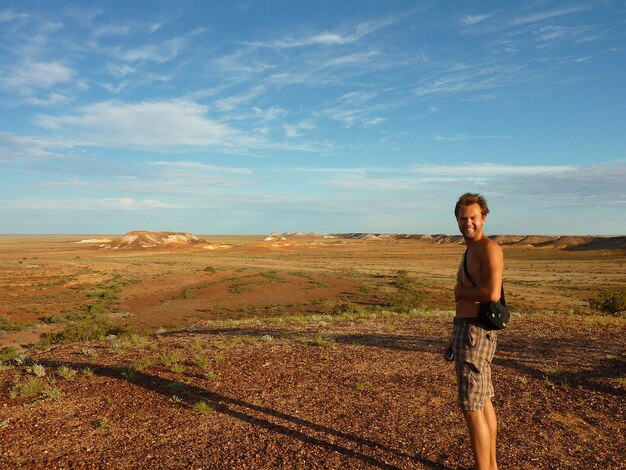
[[454, 193, 490, 218]]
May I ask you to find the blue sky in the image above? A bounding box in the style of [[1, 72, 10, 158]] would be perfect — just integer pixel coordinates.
[[1, 1, 624, 235]]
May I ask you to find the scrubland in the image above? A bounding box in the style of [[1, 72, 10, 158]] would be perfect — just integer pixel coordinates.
[[0, 235, 624, 468]]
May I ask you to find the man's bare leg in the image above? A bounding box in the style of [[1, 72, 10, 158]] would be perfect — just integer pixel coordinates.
[[462, 404, 495, 470], [483, 398, 498, 469]]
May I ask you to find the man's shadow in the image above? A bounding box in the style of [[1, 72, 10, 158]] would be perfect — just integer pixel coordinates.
[[40, 358, 453, 470], [178, 326, 626, 397]]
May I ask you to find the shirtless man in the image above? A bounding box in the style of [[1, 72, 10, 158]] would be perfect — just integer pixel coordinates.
[[448, 193, 503, 470]]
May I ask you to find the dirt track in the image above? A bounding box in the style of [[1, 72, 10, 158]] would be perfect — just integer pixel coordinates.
[[1, 312, 624, 469]]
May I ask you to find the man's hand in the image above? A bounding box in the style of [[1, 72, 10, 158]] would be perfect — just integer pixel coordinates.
[[454, 282, 462, 301]]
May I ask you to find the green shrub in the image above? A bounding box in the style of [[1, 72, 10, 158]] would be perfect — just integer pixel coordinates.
[[10, 377, 42, 398], [203, 371, 217, 381], [193, 401, 215, 413], [131, 357, 155, 372], [0, 317, 27, 332], [37, 275, 133, 347], [56, 366, 77, 380], [177, 288, 196, 300], [170, 363, 185, 374], [170, 395, 183, 404], [195, 356, 210, 368], [39, 317, 129, 346], [159, 351, 183, 367], [261, 270, 282, 282], [41, 386, 63, 401], [589, 288, 626, 315], [334, 302, 363, 316], [29, 364, 46, 377], [0, 347, 21, 364], [121, 368, 138, 382], [114, 333, 150, 350], [228, 284, 244, 294], [95, 418, 109, 429], [310, 333, 334, 347], [384, 272, 424, 313]]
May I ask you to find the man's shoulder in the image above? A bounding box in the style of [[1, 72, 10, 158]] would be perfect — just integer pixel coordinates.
[[483, 237, 503, 263], [476, 236, 503, 257]]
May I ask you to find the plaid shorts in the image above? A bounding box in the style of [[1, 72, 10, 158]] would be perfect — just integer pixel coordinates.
[[452, 322, 497, 411]]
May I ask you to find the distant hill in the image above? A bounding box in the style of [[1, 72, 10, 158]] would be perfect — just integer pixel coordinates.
[[76, 231, 229, 250], [326, 233, 626, 250], [264, 232, 322, 241]]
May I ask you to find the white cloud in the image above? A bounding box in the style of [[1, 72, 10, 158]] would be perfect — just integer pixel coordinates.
[[246, 16, 399, 49], [105, 63, 136, 78], [93, 23, 134, 36], [499, 163, 626, 204], [23, 93, 71, 107], [35, 99, 252, 151], [363, 117, 386, 127], [37, 178, 93, 189], [412, 64, 524, 99], [149, 161, 253, 175], [3, 61, 74, 94], [213, 50, 275, 74], [0, 10, 29, 22], [0, 132, 69, 162], [283, 121, 316, 138], [101, 82, 127, 94], [108, 28, 205, 63], [324, 174, 417, 191], [214, 85, 266, 112], [462, 13, 495, 25], [412, 163, 574, 177], [325, 50, 380, 67], [285, 163, 580, 193], [253, 107, 288, 121], [93, 20, 163, 37], [432, 134, 509, 142], [511, 6, 588, 26], [324, 99, 386, 127], [9, 197, 181, 210], [102, 197, 181, 209]]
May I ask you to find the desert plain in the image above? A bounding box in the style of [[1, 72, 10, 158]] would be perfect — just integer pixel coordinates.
[[0, 232, 624, 469]]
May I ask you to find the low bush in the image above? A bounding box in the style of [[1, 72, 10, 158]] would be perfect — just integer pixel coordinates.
[[310, 333, 334, 347], [261, 270, 282, 282], [37, 275, 133, 347], [176, 288, 196, 300], [39, 317, 129, 347], [131, 357, 155, 372], [0, 317, 28, 332], [383, 272, 423, 313], [56, 366, 77, 380], [29, 364, 46, 377], [193, 401, 215, 413], [170, 363, 185, 374], [0, 347, 21, 364], [9, 377, 61, 400], [589, 288, 626, 315]]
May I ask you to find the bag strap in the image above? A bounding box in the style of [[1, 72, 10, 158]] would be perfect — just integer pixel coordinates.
[[463, 250, 476, 287], [463, 250, 506, 306]]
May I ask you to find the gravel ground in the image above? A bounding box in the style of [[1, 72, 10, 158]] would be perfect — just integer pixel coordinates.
[[1, 312, 624, 469]]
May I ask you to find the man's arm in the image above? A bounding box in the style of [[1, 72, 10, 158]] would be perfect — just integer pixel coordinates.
[[454, 243, 503, 303]]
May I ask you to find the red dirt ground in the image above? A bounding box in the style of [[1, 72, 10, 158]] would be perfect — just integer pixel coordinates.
[[118, 269, 361, 328], [1, 312, 624, 469]]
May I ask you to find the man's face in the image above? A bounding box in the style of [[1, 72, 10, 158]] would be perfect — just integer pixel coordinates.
[[456, 203, 486, 240]]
